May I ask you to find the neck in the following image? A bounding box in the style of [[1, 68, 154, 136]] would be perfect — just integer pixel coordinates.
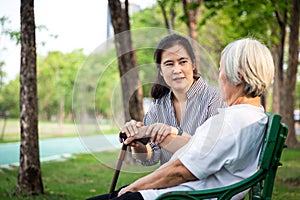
[[172, 91, 187, 103], [231, 96, 261, 107]]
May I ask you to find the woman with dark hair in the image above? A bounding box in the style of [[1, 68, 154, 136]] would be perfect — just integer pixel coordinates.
[[121, 34, 227, 166], [151, 33, 200, 99]]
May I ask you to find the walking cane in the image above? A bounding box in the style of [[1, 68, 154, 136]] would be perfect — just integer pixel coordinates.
[[109, 132, 149, 193], [109, 136, 127, 193]]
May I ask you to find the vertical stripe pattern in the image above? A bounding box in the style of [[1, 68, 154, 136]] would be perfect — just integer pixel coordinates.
[[135, 77, 227, 166]]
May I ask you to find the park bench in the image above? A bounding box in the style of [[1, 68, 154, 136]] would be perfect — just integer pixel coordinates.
[[156, 112, 288, 200]]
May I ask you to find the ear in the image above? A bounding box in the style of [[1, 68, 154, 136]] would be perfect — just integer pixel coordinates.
[[238, 72, 244, 80]]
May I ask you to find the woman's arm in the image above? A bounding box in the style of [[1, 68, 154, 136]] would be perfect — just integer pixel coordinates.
[[124, 126, 191, 154], [159, 132, 191, 153]]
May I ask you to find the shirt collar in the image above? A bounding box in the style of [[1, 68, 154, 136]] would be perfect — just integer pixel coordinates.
[[167, 77, 207, 100]]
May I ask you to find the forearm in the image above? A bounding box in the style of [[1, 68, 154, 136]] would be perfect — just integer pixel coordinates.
[[124, 126, 191, 154], [159, 133, 191, 153], [124, 159, 196, 192]]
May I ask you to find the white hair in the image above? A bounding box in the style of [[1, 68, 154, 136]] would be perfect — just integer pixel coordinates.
[[221, 38, 274, 97]]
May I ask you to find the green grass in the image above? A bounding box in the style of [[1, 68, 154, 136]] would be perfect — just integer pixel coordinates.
[[0, 119, 119, 143], [0, 151, 153, 200], [0, 148, 300, 200]]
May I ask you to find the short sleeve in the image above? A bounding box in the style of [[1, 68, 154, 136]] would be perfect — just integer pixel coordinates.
[[177, 113, 236, 179]]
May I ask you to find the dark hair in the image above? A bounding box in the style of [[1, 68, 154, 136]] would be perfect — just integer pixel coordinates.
[[151, 34, 200, 99]]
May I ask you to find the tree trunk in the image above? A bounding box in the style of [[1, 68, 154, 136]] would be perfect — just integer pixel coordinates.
[[58, 98, 65, 135], [272, 4, 287, 114], [283, 0, 300, 147], [17, 0, 43, 194], [182, 0, 201, 69], [182, 0, 201, 42], [158, 0, 173, 34], [170, 6, 176, 31], [108, 0, 144, 122]]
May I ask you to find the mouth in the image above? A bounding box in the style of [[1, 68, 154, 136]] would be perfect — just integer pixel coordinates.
[[173, 77, 185, 81]]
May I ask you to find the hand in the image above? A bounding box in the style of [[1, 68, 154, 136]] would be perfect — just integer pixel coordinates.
[[118, 185, 136, 197], [123, 126, 149, 145], [120, 120, 144, 144], [145, 123, 177, 144]]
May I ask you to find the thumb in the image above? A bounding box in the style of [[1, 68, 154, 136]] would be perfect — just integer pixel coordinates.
[[124, 137, 135, 145]]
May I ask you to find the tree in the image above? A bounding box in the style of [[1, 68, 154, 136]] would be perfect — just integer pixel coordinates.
[[272, 0, 288, 115], [17, 0, 43, 194], [283, 0, 300, 147], [157, 0, 177, 33], [108, 0, 144, 122], [197, 0, 300, 147], [182, 0, 202, 42], [37, 50, 86, 122]]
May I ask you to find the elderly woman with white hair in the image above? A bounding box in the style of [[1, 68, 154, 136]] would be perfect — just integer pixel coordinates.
[[87, 38, 275, 200]]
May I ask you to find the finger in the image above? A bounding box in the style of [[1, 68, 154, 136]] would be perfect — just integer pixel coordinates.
[[150, 124, 161, 142], [127, 122, 137, 137], [144, 125, 155, 140], [118, 188, 126, 197], [119, 137, 123, 143], [154, 125, 165, 143], [158, 128, 169, 144], [120, 121, 131, 134], [128, 141, 137, 147], [122, 120, 136, 137], [136, 121, 144, 128], [132, 121, 140, 135], [124, 137, 135, 145]]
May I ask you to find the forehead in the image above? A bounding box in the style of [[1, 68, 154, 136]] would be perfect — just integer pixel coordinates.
[[161, 44, 190, 61]]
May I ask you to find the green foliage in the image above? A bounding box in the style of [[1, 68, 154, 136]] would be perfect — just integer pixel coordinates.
[[0, 78, 19, 118], [131, 6, 165, 29], [199, 0, 277, 63], [37, 50, 86, 120], [0, 16, 20, 45], [1, 0, 299, 122]]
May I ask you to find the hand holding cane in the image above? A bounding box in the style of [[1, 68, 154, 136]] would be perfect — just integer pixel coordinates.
[[109, 132, 149, 193]]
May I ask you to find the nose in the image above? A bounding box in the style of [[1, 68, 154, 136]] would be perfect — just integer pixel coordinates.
[[172, 62, 182, 73]]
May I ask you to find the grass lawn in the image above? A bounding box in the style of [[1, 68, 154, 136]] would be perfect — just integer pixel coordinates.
[[1, 120, 300, 199], [1, 148, 300, 200], [0, 119, 119, 143]]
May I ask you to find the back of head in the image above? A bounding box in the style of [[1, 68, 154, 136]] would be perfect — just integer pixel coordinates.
[[221, 38, 274, 97]]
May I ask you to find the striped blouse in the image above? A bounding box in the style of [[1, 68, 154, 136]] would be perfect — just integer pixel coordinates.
[[134, 77, 227, 166]]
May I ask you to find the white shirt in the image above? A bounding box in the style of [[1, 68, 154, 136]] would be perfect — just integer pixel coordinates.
[[140, 104, 267, 200]]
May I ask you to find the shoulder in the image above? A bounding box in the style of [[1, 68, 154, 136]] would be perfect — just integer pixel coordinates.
[[222, 105, 267, 128], [192, 78, 219, 97]]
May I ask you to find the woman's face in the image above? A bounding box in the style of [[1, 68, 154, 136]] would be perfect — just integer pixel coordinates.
[[160, 44, 195, 94]]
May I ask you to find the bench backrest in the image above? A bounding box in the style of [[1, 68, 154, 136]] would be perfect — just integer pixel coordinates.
[[251, 113, 288, 199]]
